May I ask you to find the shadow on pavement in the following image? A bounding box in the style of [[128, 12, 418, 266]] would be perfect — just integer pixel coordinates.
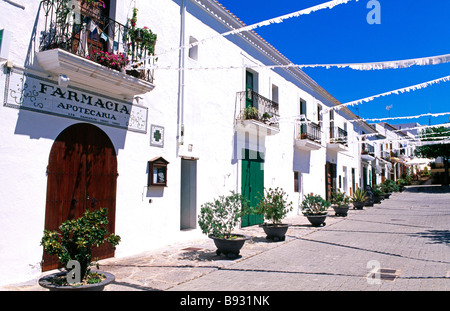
[[405, 185, 450, 193], [409, 230, 450, 245]]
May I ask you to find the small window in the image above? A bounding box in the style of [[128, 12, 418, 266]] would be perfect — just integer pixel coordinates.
[[294, 171, 301, 193], [317, 104, 322, 123], [300, 98, 307, 117], [272, 84, 279, 104], [188, 36, 198, 60]]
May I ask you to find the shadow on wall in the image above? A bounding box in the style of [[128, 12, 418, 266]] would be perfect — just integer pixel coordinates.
[[4, 67, 128, 151]]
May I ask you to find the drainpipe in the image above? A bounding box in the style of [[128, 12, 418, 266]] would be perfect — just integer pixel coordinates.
[[177, 0, 186, 156]]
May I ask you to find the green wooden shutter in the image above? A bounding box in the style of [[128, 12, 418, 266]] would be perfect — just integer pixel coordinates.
[[241, 149, 264, 227]]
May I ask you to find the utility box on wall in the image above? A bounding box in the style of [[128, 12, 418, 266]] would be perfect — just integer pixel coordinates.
[[148, 157, 169, 187]]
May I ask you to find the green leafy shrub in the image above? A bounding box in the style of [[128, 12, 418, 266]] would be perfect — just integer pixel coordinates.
[[330, 188, 350, 207], [40, 208, 121, 281], [198, 191, 251, 239], [372, 184, 385, 197], [254, 187, 293, 225], [381, 179, 399, 193], [243, 107, 259, 120], [300, 194, 330, 216]]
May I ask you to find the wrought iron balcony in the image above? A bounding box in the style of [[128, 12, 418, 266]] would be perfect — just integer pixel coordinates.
[[38, 0, 155, 86], [330, 127, 348, 146], [236, 91, 280, 129], [361, 143, 375, 156], [296, 121, 321, 143]]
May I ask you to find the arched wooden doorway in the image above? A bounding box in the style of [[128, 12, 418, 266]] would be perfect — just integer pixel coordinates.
[[42, 123, 118, 272]]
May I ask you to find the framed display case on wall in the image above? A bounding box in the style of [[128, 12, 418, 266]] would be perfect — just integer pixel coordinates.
[[148, 157, 169, 187]]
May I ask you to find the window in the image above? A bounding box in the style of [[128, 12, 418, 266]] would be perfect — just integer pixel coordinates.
[[300, 99, 307, 117], [294, 171, 301, 192], [272, 84, 279, 104], [317, 104, 322, 124], [188, 36, 198, 60]]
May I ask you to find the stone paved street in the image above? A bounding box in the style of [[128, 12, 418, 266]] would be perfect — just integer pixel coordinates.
[[169, 185, 450, 291], [2, 185, 449, 292]]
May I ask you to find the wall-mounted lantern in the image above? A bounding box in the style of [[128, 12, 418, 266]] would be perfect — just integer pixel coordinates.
[[148, 157, 169, 187]]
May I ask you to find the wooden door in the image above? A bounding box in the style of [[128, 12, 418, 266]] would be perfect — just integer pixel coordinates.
[[241, 149, 264, 227], [42, 123, 117, 272]]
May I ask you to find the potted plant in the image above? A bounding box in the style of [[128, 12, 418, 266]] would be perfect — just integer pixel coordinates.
[[372, 184, 385, 204], [352, 188, 368, 210], [380, 179, 398, 198], [126, 7, 158, 78], [254, 187, 293, 241], [330, 188, 351, 216], [261, 112, 273, 124], [300, 193, 330, 227], [39, 208, 121, 291], [396, 178, 407, 192], [198, 191, 251, 258], [243, 106, 259, 121], [79, 0, 105, 19]]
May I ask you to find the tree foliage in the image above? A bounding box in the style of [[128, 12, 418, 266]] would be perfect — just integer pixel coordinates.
[[415, 127, 450, 159], [415, 126, 450, 185]]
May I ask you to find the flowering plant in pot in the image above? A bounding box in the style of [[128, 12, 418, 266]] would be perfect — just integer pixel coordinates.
[[127, 7, 157, 68], [254, 187, 293, 241], [198, 191, 251, 258], [39, 208, 120, 291], [300, 193, 330, 227], [330, 188, 351, 216], [89, 49, 129, 72]]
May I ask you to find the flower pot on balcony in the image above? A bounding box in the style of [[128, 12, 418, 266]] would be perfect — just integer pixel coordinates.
[[126, 69, 145, 79], [79, 0, 102, 19], [134, 29, 144, 43]]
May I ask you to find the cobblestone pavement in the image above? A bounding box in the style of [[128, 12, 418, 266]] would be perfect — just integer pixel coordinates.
[[2, 185, 449, 292]]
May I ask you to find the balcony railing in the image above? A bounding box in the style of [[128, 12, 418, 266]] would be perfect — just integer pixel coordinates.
[[295, 120, 321, 143], [39, 0, 155, 83], [361, 143, 375, 155], [330, 127, 348, 146], [236, 91, 280, 129]]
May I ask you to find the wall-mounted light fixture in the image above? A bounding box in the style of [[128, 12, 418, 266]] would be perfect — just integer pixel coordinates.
[[58, 74, 70, 88]]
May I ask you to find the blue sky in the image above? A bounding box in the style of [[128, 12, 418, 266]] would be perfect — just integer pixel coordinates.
[[217, 0, 450, 127]]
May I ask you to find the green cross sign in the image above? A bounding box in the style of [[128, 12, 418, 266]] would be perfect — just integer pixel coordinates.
[[153, 130, 161, 142]]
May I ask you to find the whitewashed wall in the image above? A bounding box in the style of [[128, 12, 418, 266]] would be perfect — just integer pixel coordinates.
[[0, 0, 366, 286]]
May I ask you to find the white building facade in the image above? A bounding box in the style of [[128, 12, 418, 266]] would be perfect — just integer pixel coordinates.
[[1, 0, 383, 285]]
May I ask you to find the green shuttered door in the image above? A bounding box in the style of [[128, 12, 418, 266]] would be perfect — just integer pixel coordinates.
[[241, 149, 264, 227]]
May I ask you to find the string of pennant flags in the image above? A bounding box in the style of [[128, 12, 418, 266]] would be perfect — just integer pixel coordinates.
[[122, 0, 450, 144], [138, 0, 360, 65]]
